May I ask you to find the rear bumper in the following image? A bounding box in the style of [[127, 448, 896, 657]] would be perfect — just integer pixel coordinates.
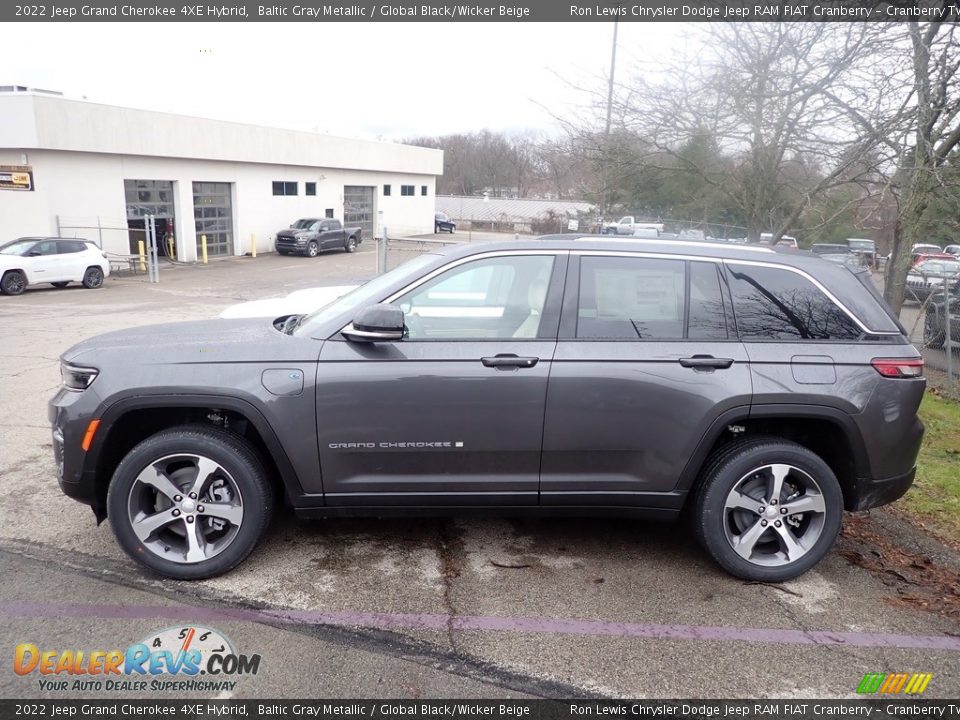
[[848, 467, 916, 511]]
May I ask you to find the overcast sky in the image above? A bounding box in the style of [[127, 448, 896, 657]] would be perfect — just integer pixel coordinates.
[[8, 23, 687, 141]]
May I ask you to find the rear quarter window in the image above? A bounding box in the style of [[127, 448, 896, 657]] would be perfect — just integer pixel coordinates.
[[726, 264, 861, 341]]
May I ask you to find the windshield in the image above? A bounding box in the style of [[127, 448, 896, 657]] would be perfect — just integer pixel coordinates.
[[292, 219, 318, 229], [295, 253, 438, 335], [0, 240, 35, 256], [917, 261, 960, 275], [848, 240, 874, 250]]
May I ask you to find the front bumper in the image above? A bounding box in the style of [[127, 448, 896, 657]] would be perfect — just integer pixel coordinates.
[[48, 386, 100, 511], [848, 467, 916, 511]]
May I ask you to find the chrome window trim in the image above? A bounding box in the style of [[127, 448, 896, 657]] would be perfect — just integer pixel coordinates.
[[724, 259, 900, 337]]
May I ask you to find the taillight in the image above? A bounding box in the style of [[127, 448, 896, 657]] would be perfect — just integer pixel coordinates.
[[871, 358, 924, 378]]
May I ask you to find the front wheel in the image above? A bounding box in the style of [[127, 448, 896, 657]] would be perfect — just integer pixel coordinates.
[[106, 426, 274, 580], [344, 236, 358, 253], [307, 241, 319, 258], [82, 267, 104, 289], [692, 438, 843, 582], [1, 270, 26, 295]]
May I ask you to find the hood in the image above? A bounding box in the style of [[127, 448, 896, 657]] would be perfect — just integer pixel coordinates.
[[219, 285, 357, 319], [62, 317, 313, 365], [277, 229, 310, 238]]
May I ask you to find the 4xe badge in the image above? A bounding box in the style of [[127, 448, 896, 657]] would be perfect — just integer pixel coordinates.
[[14, 625, 261, 693]]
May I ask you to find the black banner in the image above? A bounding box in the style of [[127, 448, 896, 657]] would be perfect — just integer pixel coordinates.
[[3, 0, 959, 22], [1, 700, 960, 720]]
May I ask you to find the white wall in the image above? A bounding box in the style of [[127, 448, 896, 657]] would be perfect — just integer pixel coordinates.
[[0, 149, 437, 260]]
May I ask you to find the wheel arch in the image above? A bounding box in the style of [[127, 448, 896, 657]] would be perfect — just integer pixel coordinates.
[[85, 394, 303, 521], [678, 404, 870, 512]]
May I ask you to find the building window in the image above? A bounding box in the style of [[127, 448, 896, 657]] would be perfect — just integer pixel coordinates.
[[272, 181, 298, 196], [401, 185, 415, 196], [305, 182, 317, 196], [325, 209, 334, 218], [383, 184, 391, 196], [421, 185, 428, 196]]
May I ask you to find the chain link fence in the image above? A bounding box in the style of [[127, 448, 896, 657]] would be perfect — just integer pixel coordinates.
[[901, 275, 959, 400]]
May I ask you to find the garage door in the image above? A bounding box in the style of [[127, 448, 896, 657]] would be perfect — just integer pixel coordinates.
[[343, 186, 375, 238]]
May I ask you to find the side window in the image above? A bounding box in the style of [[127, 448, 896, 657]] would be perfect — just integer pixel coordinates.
[[305, 182, 317, 196], [688, 261, 728, 340], [727, 264, 861, 340], [312, 222, 323, 232], [395, 255, 555, 340], [34, 240, 60, 256], [57, 241, 83, 254], [577, 257, 686, 339]]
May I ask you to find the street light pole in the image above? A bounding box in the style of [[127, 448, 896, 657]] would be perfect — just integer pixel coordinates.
[[599, 21, 618, 230]]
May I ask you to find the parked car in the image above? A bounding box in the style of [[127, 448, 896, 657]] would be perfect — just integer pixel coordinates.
[[943, 244, 960, 256], [759, 233, 797, 248], [911, 243, 943, 264], [809, 243, 858, 268], [602, 216, 664, 235], [434, 213, 456, 234], [924, 282, 960, 349], [50, 236, 923, 583], [0, 237, 110, 295], [847, 238, 876, 265], [906, 258, 960, 302], [274, 219, 362, 257]]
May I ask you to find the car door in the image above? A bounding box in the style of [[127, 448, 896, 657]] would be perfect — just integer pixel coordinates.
[[57, 240, 87, 280], [315, 251, 566, 506], [319, 220, 340, 249], [24, 240, 66, 283], [540, 252, 752, 506]]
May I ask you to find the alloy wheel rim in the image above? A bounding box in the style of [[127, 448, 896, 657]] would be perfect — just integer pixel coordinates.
[[7, 274, 24, 292], [722, 463, 827, 567], [126, 453, 244, 564], [88, 270, 103, 287]]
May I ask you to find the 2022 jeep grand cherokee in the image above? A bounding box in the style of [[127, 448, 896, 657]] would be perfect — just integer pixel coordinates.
[[49, 237, 925, 581]]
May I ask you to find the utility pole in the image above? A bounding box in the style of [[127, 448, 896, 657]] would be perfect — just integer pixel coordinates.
[[599, 21, 618, 231]]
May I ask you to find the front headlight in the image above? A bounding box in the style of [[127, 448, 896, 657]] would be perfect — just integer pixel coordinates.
[[61, 362, 99, 391]]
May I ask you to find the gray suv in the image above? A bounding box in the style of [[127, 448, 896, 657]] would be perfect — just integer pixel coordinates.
[[49, 238, 925, 582]]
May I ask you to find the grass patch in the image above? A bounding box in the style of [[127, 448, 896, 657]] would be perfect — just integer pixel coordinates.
[[900, 390, 960, 544]]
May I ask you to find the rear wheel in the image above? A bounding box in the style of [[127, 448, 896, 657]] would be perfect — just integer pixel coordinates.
[[1, 270, 26, 296], [107, 426, 274, 580], [692, 438, 843, 582], [82, 267, 104, 289], [52, 282, 69, 288], [924, 310, 946, 349], [344, 236, 358, 253], [307, 241, 319, 258]]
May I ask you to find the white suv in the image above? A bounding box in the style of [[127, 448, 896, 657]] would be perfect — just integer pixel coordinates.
[[0, 237, 111, 295]]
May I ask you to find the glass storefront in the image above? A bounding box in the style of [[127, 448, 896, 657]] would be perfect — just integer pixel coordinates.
[[193, 182, 234, 257]]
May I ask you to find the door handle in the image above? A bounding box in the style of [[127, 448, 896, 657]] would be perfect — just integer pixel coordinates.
[[481, 354, 539, 369], [678, 355, 734, 370]]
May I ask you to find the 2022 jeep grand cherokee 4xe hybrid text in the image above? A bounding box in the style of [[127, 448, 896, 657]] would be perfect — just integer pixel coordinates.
[[49, 237, 925, 581]]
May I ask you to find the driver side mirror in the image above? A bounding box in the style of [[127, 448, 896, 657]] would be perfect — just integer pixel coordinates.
[[28, 250, 42, 257], [342, 304, 405, 343]]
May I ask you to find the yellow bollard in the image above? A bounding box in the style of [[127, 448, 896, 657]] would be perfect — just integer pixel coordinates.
[[201, 234, 208, 264], [251, 233, 257, 258], [137, 240, 146, 273]]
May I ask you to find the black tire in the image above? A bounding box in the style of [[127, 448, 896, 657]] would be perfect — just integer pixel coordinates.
[[82, 266, 104, 289], [924, 310, 945, 349], [52, 282, 70, 288], [0, 270, 26, 296], [344, 236, 358, 253], [106, 426, 274, 580], [692, 437, 843, 582], [307, 241, 319, 258]]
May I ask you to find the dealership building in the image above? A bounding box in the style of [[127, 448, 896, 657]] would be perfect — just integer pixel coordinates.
[[0, 87, 442, 262]]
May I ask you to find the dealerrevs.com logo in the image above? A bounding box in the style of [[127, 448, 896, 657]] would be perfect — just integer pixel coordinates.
[[14, 625, 261, 693]]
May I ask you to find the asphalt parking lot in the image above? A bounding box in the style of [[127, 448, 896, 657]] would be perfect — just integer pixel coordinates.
[[2, 240, 959, 699]]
